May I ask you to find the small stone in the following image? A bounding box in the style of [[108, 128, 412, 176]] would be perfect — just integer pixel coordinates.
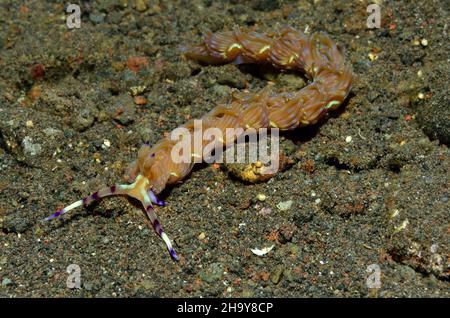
[[390, 209, 400, 218], [270, 265, 284, 284], [22, 136, 42, 156], [27, 85, 41, 101], [199, 262, 224, 283], [127, 57, 149, 74], [420, 38, 428, 46], [135, 0, 147, 12], [73, 107, 96, 131], [0, 256, 7, 265], [368, 52, 378, 61], [257, 207, 272, 216], [198, 232, 206, 240], [2, 278, 12, 286], [256, 193, 266, 202], [241, 288, 254, 297], [139, 279, 156, 290], [129, 85, 147, 96], [97, 111, 109, 123], [43, 128, 62, 137], [278, 224, 296, 243], [133, 95, 147, 105], [277, 200, 293, 211], [89, 12, 106, 24], [416, 89, 450, 144], [112, 94, 136, 126], [345, 136, 352, 143]]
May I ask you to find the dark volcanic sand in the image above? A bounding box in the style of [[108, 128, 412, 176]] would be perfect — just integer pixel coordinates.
[[0, 1, 448, 297]]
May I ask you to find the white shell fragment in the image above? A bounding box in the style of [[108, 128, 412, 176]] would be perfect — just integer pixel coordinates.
[[251, 245, 274, 256]]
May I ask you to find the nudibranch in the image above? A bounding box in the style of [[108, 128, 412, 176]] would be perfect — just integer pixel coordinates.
[[46, 27, 353, 261]]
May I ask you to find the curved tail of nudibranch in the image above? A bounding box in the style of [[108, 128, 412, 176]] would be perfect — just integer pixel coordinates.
[[45, 174, 179, 261]]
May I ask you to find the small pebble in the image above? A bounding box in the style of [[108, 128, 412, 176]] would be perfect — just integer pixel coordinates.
[[22, 136, 42, 156], [139, 279, 156, 290], [198, 232, 206, 240], [241, 288, 254, 297], [276, 200, 293, 211], [0, 256, 7, 265], [258, 207, 272, 216], [135, 0, 147, 12], [345, 136, 352, 143], [129, 86, 146, 96], [391, 209, 400, 218], [270, 265, 284, 284], [2, 278, 12, 286], [420, 38, 428, 47], [430, 244, 438, 253], [394, 219, 409, 233], [43, 128, 62, 137], [89, 12, 105, 24], [368, 52, 378, 61], [133, 95, 147, 105], [199, 263, 224, 283], [256, 193, 267, 202]]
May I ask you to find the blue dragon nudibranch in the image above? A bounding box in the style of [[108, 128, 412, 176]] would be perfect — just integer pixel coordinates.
[[46, 27, 353, 261]]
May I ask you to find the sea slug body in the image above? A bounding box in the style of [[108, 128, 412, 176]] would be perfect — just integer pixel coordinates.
[[46, 26, 353, 261]]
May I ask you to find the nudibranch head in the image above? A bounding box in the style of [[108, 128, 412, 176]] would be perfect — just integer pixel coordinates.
[[45, 173, 178, 261]]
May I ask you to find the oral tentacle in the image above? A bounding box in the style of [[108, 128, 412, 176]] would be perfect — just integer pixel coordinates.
[[46, 175, 179, 261], [143, 200, 179, 261], [44, 185, 124, 221], [127, 176, 178, 260], [148, 190, 167, 206]]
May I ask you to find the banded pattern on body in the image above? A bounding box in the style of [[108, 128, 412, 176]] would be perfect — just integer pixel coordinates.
[[130, 27, 353, 194]]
